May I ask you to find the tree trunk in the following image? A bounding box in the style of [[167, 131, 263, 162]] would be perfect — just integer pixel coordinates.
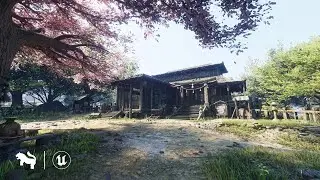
[[11, 91, 23, 107], [0, 1, 20, 102]]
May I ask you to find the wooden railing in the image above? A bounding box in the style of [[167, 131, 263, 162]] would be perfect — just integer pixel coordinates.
[[255, 109, 320, 122]]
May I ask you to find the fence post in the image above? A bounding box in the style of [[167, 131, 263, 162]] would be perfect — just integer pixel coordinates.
[[271, 102, 278, 121], [303, 108, 308, 121], [293, 111, 297, 120], [283, 108, 288, 120]]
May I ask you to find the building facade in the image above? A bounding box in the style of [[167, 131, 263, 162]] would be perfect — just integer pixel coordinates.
[[111, 62, 246, 118]]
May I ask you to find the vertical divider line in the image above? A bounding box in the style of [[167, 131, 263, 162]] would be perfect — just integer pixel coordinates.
[[44, 151, 46, 170]]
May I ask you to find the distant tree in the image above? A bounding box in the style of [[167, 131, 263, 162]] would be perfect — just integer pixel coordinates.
[[0, 0, 275, 101], [246, 38, 320, 105], [10, 63, 84, 107]]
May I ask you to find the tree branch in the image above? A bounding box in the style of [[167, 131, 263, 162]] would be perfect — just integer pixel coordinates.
[[18, 29, 97, 71]]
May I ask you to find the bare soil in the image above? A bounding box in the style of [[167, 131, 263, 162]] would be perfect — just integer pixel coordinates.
[[21, 119, 288, 180]]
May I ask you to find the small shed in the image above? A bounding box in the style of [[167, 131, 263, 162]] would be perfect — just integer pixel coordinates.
[[73, 95, 93, 113]]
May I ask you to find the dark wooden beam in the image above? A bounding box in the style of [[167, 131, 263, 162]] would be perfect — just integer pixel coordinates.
[[116, 86, 120, 110], [150, 84, 153, 109], [129, 84, 132, 118], [139, 81, 144, 112], [204, 85, 209, 105]]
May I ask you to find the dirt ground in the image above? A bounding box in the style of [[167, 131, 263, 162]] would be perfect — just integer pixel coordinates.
[[21, 119, 288, 180]]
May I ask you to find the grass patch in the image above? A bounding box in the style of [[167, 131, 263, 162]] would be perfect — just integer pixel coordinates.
[[221, 119, 318, 128], [216, 125, 262, 139], [0, 131, 100, 180], [278, 133, 320, 151], [203, 146, 320, 180], [1, 112, 91, 123]]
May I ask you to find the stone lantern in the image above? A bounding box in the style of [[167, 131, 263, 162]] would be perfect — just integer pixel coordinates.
[[271, 102, 278, 120]]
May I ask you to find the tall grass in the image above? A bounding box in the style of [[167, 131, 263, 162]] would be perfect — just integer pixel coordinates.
[[278, 133, 320, 151], [203, 146, 320, 180]]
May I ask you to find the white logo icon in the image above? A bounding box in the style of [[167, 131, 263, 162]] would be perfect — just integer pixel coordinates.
[[52, 151, 71, 169], [16, 151, 37, 170], [56, 155, 67, 166]]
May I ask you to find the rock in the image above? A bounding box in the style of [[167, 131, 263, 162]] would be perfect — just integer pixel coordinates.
[[178, 127, 183, 130], [159, 151, 164, 154], [24, 129, 39, 136], [299, 132, 309, 136], [88, 113, 102, 119], [233, 142, 241, 147], [227, 142, 242, 148], [36, 134, 61, 147], [198, 150, 204, 154], [301, 169, 320, 178], [266, 126, 272, 129], [193, 152, 199, 155]]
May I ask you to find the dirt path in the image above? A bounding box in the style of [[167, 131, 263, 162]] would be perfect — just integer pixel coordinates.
[[21, 119, 288, 180]]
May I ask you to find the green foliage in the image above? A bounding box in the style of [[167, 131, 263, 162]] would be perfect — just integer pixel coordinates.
[[10, 63, 85, 105], [246, 37, 320, 105], [203, 146, 320, 180]]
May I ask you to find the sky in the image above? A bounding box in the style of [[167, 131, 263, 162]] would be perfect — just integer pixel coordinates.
[[123, 0, 320, 80]]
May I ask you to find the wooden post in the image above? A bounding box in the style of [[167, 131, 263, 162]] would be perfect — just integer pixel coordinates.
[[139, 82, 144, 112], [312, 112, 317, 122], [247, 100, 251, 119], [150, 85, 153, 110], [303, 108, 308, 121], [121, 86, 125, 111], [116, 85, 120, 111], [273, 110, 278, 120], [128, 84, 133, 118], [180, 87, 184, 105], [263, 110, 268, 119], [227, 85, 230, 95], [283, 108, 288, 120], [204, 85, 209, 106], [234, 100, 239, 119]]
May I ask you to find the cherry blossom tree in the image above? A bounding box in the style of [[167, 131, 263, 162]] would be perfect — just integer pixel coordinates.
[[0, 0, 275, 101]]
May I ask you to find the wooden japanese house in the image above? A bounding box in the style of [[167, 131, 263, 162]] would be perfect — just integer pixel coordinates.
[[111, 62, 246, 119]]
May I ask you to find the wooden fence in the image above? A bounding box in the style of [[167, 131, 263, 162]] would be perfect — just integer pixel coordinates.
[[255, 109, 320, 122]]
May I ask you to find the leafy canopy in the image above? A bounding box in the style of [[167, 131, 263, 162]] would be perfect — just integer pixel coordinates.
[[247, 37, 320, 105], [5, 0, 275, 82]]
